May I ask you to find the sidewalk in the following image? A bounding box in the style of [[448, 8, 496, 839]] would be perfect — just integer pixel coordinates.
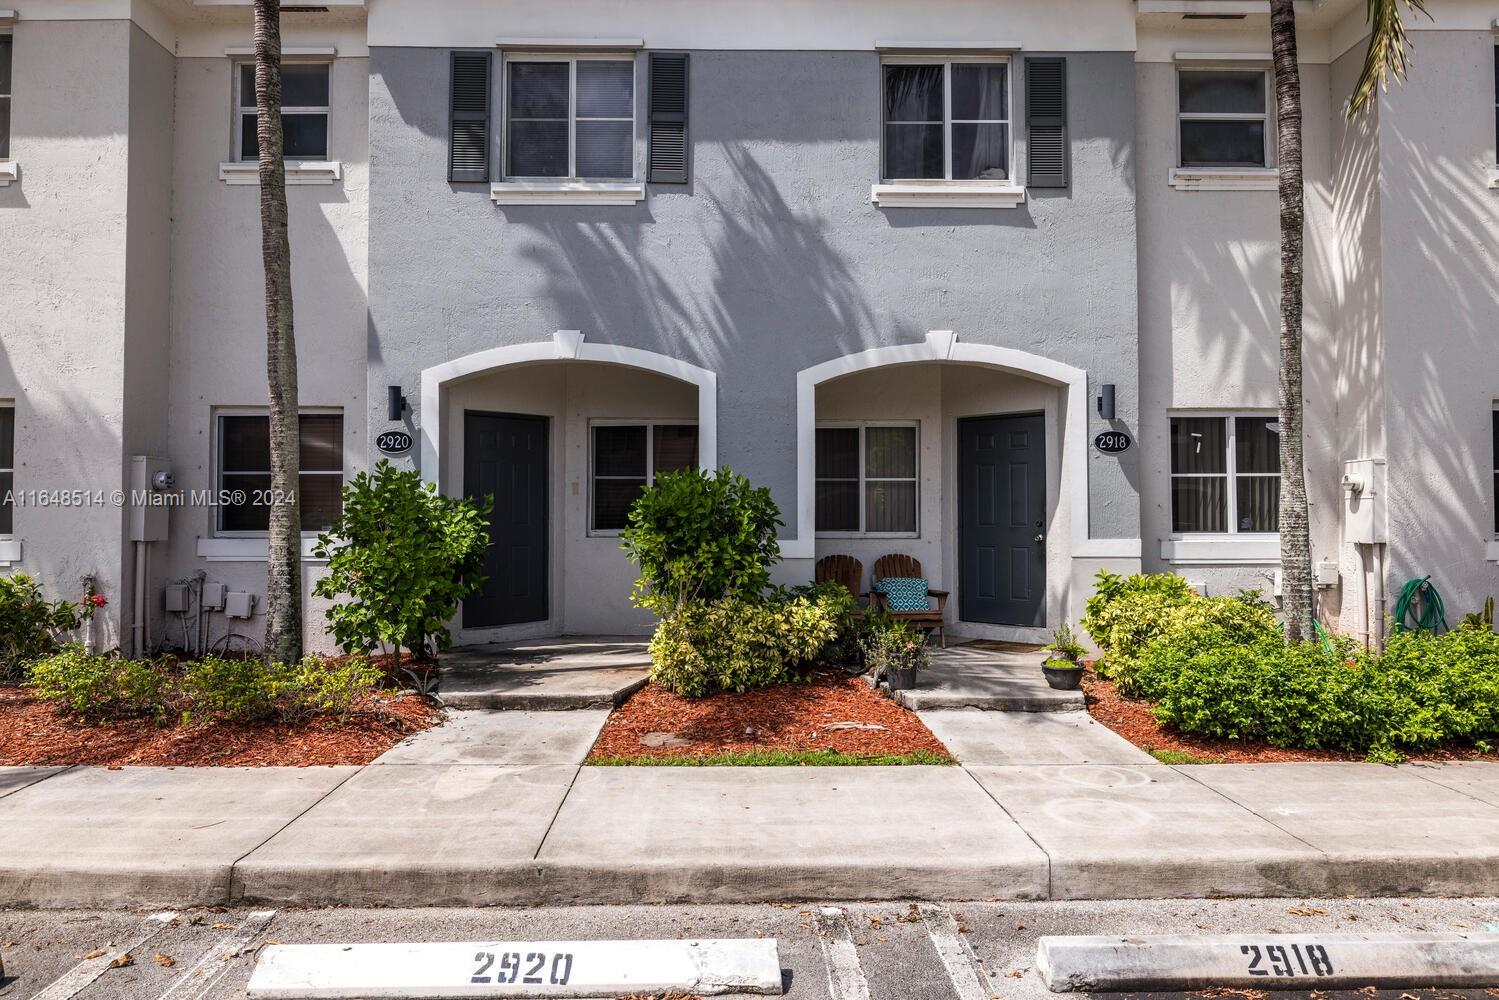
[[2, 709, 1498, 909]]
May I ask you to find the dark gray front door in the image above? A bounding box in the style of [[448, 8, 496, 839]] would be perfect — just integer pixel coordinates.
[[958, 413, 1046, 627], [463, 412, 548, 628]]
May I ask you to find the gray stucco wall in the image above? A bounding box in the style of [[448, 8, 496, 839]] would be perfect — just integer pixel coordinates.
[[1371, 31, 1499, 616], [0, 19, 133, 645], [367, 47, 1142, 551]]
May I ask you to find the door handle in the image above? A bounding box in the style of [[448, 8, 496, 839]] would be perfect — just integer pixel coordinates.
[[1034, 533, 1045, 543]]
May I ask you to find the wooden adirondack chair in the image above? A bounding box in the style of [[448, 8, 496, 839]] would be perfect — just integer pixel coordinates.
[[869, 554, 948, 647], [815, 554, 865, 605]]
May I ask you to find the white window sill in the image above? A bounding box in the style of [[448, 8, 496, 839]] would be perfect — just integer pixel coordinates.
[[0, 161, 17, 187], [218, 160, 343, 186], [196, 536, 329, 563], [1487, 170, 1499, 190], [1487, 540, 1499, 561], [1160, 535, 1279, 565], [870, 182, 1026, 208], [1169, 167, 1278, 191], [490, 181, 646, 206], [0, 538, 21, 566]]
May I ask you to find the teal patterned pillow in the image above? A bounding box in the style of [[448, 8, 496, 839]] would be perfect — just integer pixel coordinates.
[[878, 577, 929, 612]]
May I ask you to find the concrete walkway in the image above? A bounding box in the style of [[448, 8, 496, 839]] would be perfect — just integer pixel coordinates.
[[893, 640, 1084, 712], [5, 745, 1499, 908], [438, 637, 650, 709]]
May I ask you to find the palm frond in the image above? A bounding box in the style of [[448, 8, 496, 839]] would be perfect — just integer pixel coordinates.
[[1348, 0, 1431, 117]]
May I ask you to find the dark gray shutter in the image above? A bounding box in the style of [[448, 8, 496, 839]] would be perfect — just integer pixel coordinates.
[[648, 52, 689, 184], [448, 50, 491, 183], [1025, 57, 1068, 188]]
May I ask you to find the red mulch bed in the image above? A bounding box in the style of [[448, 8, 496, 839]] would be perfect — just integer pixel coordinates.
[[0, 686, 441, 767], [588, 670, 953, 762], [1082, 667, 1499, 763]]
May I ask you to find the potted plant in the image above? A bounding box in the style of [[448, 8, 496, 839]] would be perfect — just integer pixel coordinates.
[[1041, 621, 1086, 690], [862, 619, 931, 692]]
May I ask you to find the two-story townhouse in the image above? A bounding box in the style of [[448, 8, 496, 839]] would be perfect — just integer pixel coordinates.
[[0, 0, 1493, 657]]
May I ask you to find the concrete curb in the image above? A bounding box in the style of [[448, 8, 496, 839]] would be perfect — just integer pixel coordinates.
[[441, 676, 647, 710]]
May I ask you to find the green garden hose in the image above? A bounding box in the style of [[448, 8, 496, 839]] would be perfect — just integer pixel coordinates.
[[1393, 576, 1448, 635]]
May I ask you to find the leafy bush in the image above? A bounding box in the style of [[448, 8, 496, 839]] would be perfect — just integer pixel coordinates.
[[621, 468, 782, 615], [313, 461, 492, 663], [32, 647, 383, 724], [648, 589, 842, 697], [0, 575, 94, 682], [1133, 622, 1499, 758], [30, 646, 169, 719]]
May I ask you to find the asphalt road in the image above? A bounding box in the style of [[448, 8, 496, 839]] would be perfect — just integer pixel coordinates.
[[2, 897, 1498, 1000]]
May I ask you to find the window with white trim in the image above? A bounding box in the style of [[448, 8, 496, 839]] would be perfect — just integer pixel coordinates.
[[235, 61, 330, 161], [1177, 68, 1270, 168], [882, 58, 1010, 181], [216, 411, 343, 533], [1170, 414, 1280, 534], [815, 424, 918, 534], [591, 422, 697, 532], [506, 55, 635, 180], [0, 34, 11, 160], [0, 406, 13, 535], [1493, 45, 1498, 167], [1492, 406, 1498, 535]]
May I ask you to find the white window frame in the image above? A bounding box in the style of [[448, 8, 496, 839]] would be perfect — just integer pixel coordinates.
[[213, 407, 344, 538], [588, 419, 697, 536], [1175, 65, 1274, 171], [501, 51, 637, 182], [814, 420, 920, 538], [0, 28, 15, 185], [232, 58, 331, 163], [1167, 411, 1280, 538], [879, 55, 1012, 184]]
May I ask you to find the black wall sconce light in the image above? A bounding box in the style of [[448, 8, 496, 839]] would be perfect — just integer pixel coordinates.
[[387, 385, 408, 422], [1097, 383, 1116, 421]]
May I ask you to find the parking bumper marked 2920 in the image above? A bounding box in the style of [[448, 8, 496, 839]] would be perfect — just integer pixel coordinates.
[[155, 909, 278, 1000], [918, 904, 994, 1000], [815, 907, 871, 1000], [30, 911, 179, 1000]]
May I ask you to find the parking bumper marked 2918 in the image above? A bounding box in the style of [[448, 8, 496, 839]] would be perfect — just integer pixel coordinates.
[[1037, 932, 1499, 993], [917, 904, 994, 1000], [156, 909, 278, 1000], [30, 911, 179, 1000], [245, 937, 783, 998], [814, 907, 871, 1000]]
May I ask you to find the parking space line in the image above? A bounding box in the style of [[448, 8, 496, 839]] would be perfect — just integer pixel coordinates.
[[156, 909, 277, 1000], [30, 911, 179, 1000], [919, 903, 994, 1000], [815, 906, 871, 1000]]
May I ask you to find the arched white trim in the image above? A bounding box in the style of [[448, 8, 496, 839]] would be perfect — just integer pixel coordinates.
[[419, 330, 717, 489], [787, 330, 1137, 560]]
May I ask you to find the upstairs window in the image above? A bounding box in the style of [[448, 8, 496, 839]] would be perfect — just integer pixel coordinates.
[[0, 406, 12, 534], [1494, 45, 1498, 167], [1492, 407, 1498, 535], [1177, 69, 1270, 168], [1170, 414, 1280, 534], [0, 34, 11, 160], [591, 422, 697, 532], [217, 411, 343, 533], [235, 62, 330, 161], [882, 59, 1010, 181], [816, 424, 918, 534], [507, 56, 634, 179]]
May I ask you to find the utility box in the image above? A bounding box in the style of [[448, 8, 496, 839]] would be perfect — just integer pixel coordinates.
[[202, 582, 226, 610], [1342, 457, 1388, 544], [224, 591, 256, 619], [128, 456, 174, 542], [163, 584, 188, 613]]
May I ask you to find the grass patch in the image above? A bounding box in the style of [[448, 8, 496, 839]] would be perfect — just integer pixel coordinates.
[[588, 749, 955, 767], [1148, 748, 1222, 765]]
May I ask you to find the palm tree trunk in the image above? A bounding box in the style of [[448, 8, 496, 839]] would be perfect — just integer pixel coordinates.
[[1270, 0, 1314, 643], [254, 0, 303, 664]]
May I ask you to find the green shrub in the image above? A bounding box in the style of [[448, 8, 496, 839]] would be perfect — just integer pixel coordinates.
[[648, 589, 841, 697], [0, 575, 92, 682], [861, 619, 932, 679], [181, 654, 287, 722], [621, 468, 782, 615], [313, 461, 492, 663], [290, 653, 384, 721], [30, 646, 168, 719]]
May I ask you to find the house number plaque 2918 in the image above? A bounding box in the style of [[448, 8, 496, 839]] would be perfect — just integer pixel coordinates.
[[1094, 431, 1132, 454]]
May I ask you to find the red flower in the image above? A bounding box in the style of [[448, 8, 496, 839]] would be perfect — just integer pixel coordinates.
[[89, 594, 107, 608]]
